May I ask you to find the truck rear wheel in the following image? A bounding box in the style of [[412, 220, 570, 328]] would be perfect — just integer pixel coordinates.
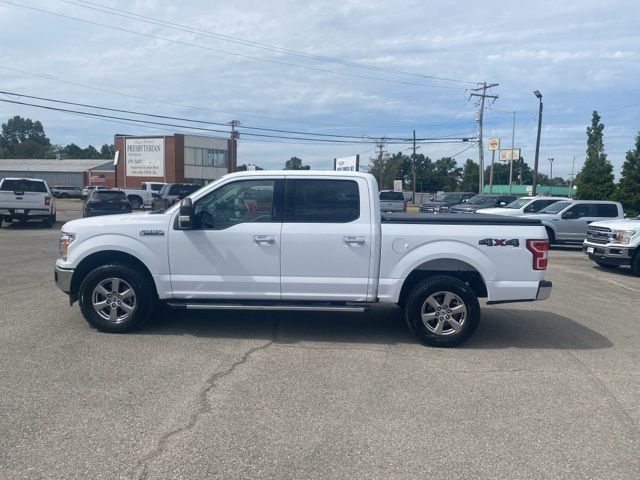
[[404, 275, 480, 347], [78, 263, 156, 333], [631, 253, 640, 276], [128, 196, 143, 209]]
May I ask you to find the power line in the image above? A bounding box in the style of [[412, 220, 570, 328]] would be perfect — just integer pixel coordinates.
[[0, 97, 473, 145], [1, 0, 467, 90], [61, 0, 478, 86], [0, 89, 475, 142]]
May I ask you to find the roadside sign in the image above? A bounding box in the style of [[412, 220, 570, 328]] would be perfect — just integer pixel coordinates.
[[246, 164, 256, 171], [488, 138, 500, 151], [499, 148, 521, 161], [113, 151, 120, 166], [393, 180, 402, 192]]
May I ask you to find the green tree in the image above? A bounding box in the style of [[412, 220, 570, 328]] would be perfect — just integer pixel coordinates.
[[575, 111, 615, 199], [433, 157, 461, 191], [82, 145, 101, 159], [460, 159, 479, 192], [100, 144, 115, 159], [614, 132, 640, 216], [0, 115, 53, 158], [63, 143, 84, 158], [284, 156, 310, 170]]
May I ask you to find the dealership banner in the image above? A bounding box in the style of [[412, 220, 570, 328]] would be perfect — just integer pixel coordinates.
[[125, 138, 165, 177], [334, 155, 359, 171]]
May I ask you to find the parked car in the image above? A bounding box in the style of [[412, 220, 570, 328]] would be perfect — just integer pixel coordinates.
[[81, 185, 106, 200], [152, 183, 200, 210], [477, 196, 566, 216], [379, 190, 407, 213], [583, 216, 640, 273], [449, 194, 518, 213], [525, 200, 624, 244], [51, 186, 83, 199], [55, 170, 552, 347], [420, 192, 476, 213], [0, 177, 56, 228], [83, 189, 132, 218]]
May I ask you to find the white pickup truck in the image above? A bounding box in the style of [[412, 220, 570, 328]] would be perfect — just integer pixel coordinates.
[[118, 181, 165, 209], [0, 177, 56, 228], [55, 171, 552, 347], [583, 217, 640, 274]]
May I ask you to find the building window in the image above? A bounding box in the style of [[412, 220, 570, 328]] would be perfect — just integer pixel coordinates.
[[185, 147, 227, 168]]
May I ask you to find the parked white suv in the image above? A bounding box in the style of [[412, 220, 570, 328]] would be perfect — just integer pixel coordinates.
[[524, 200, 624, 244], [477, 196, 566, 216]]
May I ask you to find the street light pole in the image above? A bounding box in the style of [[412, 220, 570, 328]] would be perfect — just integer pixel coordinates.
[[548, 157, 554, 194], [532, 90, 543, 196], [509, 111, 515, 195]]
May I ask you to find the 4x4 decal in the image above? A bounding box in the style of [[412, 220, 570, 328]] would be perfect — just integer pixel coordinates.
[[479, 238, 520, 247]]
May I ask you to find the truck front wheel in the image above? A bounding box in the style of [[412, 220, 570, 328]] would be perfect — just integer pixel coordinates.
[[404, 275, 480, 347], [78, 263, 156, 332]]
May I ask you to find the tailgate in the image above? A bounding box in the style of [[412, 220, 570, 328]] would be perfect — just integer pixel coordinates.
[[0, 191, 48, 210]]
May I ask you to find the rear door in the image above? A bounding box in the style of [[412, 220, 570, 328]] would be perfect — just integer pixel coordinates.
[[593, 203, 621, 222], [280, 177, 373, 301]]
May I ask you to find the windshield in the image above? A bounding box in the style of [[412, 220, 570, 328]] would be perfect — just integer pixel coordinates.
[[505, 198, 531, 209], [433, 193, 460, 202], [539, 201, 571, 213], [465, 195, 497, 206]]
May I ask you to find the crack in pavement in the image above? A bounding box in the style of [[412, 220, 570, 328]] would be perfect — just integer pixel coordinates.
[[133, 323, 277, 480], [0, 280, 50, 298]]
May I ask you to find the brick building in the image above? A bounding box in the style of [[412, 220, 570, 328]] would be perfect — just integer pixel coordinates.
[[113, 133, 236, 188]]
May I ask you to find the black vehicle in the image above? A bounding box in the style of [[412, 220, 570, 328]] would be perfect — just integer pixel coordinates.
[[83, 189, 132, 217], [51, 186, 83, 198], [449, 194, 518, 213], [152, 183, 200, 210], [420, 192, 476, 213]]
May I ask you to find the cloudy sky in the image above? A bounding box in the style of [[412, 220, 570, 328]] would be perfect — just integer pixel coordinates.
[[1, 0, 639, 180]]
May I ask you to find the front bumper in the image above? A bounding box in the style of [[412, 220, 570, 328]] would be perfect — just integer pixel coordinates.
[[583, 242, 634, 262], [54, 265, 74, 294]]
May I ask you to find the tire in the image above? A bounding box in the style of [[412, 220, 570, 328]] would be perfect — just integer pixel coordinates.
[[128, 196, 143, 209], [595, 261, 619, 269], [60, 193, 68, 198], [404, 275, 480, 347], [78, 263, 156, 333], [631, 253, 640, 276], [545, 227, 556, 245], [43, 215, 53, 228]]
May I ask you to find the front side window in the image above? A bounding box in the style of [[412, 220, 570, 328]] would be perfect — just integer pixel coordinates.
[[193, 179, 276, 230], [566, 204, 591, 218], [286, 180, 359, 223]]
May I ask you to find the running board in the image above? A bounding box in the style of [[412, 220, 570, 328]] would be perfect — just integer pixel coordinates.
[[165, 302, 369, 313]]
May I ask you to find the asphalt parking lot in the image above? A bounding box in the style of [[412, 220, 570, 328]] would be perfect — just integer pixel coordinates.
[[1, 199, 639, 480]]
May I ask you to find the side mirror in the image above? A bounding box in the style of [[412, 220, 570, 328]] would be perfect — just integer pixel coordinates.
[[499, 201, 507, 207], [178, 198, 194, 229], [561, 211, 575, 219]]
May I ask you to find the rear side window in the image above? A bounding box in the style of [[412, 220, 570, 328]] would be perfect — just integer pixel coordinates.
[[1, 179, 47, 192], [286, 180, 360, 223], [595, 204, 618, 217], [380, 191, 405, 201]]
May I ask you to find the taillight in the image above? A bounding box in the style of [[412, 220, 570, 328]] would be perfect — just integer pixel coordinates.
[[526, 239, 548, 270], [44, 196, 51, 206]]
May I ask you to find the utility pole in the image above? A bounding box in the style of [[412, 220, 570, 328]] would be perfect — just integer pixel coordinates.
[[412, 130, 419, 204], [509, 111, 516, 195], [376, 137, 386, 189], [568, 155, 576, 198], [470, 82, 499, 194], [228, 120, 240, 172], [532, 90, 543, 195], [548, 157, 554, 194]]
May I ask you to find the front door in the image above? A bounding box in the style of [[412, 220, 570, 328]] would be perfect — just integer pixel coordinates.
[[168, 178, 283, 300], [280, 178, 373, 302], [558, 203, 593, 241]]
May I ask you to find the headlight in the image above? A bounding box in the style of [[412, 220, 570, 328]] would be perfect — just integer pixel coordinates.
[[611, 230, 636, 244], [59, 232, 76, 259]]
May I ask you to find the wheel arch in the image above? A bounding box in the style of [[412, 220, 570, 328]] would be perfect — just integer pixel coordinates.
[[70, 250, 157, 299], [397, 258, 487, 307]]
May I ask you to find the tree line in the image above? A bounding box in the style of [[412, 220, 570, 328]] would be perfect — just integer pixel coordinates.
[[0, 115, 114, 160]]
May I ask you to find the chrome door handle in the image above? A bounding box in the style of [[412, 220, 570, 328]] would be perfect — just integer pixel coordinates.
[[254, 235, 275, 245], [344, 236, 365, 246]]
